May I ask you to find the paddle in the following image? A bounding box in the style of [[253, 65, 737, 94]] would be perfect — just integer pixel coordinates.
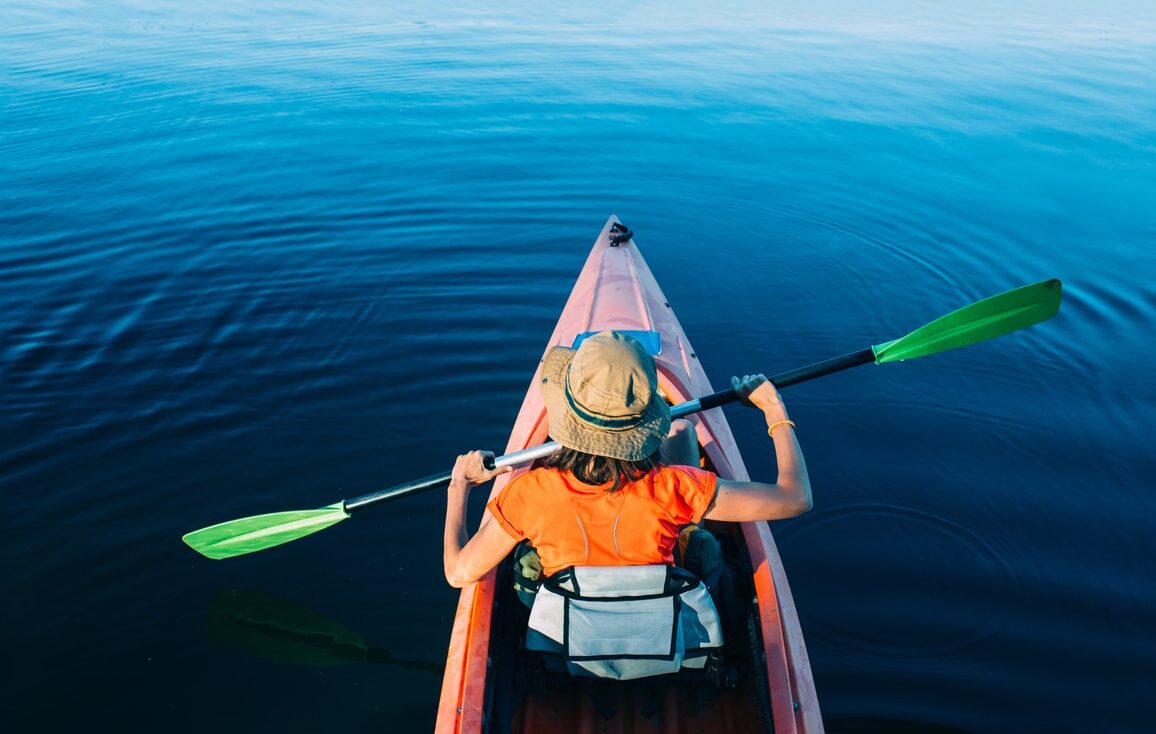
[[183, 278, 1061, 560]]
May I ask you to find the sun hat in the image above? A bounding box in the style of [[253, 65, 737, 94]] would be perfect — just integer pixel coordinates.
[[539, 331, 671, 461]]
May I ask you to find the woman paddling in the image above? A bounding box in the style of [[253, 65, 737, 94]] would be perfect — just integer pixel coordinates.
[[443, 330, 812, 593]]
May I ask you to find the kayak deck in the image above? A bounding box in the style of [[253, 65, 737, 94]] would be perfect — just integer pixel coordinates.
[[435, 217, 821, 733]]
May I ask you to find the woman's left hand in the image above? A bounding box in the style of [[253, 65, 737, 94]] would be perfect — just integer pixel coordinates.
[[451, 450, 513, 489]]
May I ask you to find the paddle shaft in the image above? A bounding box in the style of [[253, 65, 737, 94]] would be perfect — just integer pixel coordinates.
[[342, 347, 875, 513]]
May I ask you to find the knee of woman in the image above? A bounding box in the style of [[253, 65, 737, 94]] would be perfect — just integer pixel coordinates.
[[668, 418, 694, 437], [661, 419, 701, 467]]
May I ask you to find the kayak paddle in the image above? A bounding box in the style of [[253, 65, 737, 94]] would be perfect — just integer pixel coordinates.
[[183, 278, 1061, 560]]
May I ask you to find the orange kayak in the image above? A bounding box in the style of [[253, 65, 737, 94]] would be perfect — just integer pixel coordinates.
[[435, 216, 823, 734]]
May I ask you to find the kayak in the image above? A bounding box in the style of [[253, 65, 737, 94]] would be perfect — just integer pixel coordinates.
[[435, 216, 822, 733]]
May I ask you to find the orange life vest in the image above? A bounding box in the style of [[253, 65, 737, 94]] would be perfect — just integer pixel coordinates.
[[486, 465, 717, 578]]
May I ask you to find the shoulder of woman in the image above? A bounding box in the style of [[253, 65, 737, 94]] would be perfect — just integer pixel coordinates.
[[659, 463, 716, 483], [491, 466, 557, 514], [503, 465, 568, 492], [643, 464, 715, 497]]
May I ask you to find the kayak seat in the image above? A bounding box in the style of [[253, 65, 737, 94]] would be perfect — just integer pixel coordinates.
[[523, 564, 726, 682]]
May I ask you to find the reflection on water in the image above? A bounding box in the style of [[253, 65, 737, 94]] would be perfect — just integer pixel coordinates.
[[207, 587, 443, 673]]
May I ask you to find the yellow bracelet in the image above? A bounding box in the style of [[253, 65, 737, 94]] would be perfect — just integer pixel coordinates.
[[767, 420, 796, 438]]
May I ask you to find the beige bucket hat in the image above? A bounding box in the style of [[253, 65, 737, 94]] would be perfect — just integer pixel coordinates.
[[540, 331, 671, 461]]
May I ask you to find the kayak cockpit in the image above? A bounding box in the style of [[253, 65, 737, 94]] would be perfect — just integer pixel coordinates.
[[479, 447, 775, 734]]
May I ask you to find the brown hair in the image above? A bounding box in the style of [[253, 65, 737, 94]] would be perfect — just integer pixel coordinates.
[[543, 446, 661, 492]]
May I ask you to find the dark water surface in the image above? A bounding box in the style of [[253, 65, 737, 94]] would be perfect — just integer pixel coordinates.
[[4, 1, 1155, 731]]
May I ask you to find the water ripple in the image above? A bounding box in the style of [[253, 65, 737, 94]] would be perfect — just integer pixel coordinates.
[[779, 500, 1019, 672]]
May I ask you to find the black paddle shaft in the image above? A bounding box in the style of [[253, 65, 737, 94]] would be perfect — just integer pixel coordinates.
[[691, 348, 876, 412], [343, 347, 876, 513]]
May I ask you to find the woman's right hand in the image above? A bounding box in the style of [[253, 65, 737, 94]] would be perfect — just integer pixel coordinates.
[[451, 450, 512, 489], [731, 374, 788, 418]]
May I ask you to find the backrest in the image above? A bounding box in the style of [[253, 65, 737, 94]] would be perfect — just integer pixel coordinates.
[[525, 564, 723, 680]]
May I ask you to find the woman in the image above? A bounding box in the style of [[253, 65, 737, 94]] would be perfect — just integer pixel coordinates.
[[444, 330, 811, 589]]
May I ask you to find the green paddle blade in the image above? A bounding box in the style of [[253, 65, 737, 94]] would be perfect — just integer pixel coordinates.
[[183, 503, 349, 560], [872, 279, 1062, 364]]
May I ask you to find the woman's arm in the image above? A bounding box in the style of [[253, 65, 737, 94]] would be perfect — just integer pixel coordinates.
[[704, 374, 813, 522], [444, 450, 519, 588]]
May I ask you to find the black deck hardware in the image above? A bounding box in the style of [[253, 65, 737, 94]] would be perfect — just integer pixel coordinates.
[[609, 222, 634, 246]]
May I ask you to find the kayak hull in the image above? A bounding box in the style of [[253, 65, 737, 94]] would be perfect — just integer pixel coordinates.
[[435, 217, 822, 733]]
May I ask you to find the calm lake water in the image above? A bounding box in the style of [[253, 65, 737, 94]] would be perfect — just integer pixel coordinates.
[[3, 1, 1154, 732]]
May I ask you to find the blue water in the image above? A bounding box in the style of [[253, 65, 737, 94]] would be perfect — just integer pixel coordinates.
[[4, 1, 1155, 731]]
